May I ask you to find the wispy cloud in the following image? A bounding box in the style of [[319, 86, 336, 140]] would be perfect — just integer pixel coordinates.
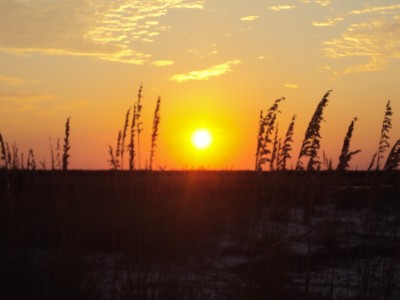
[[0, 90, 87, 115], [312, 17, 343, 27], [284, 83, 300, 89], [240, 16, 259, 21], [170, 60, 241, 83], [0, 91, 55, 113], [315, 0, 330, 6], [258, 55, 273, 60], [0, 74, 36, 86], [312, 4, 400, 29], [348, 4, 400, 16], [0, 0, 204, 64], [300, 0, 330, 6], [0, 46, 150, 65], [268, 5, 296, 11], [323, 15, 400, 73], [151, 60, 174, 67]]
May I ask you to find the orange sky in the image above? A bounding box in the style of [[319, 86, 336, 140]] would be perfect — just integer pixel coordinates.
[[0, 0, 399, 170]]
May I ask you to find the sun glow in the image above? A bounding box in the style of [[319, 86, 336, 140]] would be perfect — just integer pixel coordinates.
[[191, 129, 212, 150]]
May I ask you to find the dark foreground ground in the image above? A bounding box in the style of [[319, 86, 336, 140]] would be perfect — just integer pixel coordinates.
[[1, 170, 400, 299]]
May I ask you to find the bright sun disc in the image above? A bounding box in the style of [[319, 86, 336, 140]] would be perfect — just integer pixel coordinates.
[[192, 129, 212, 150]]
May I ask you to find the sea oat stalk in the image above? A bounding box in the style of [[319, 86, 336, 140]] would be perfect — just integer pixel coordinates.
[[120, 108, 131, 170], [49, 136, 55, 170], [384, 139, 400, 171], [115, 130, 122, 170], [279, 115, 296, 170], [375, 100, 392, 170], [270, 123, 279, 171], [255, 97, 285, 171], [0, 133, 7, 169], [62, 117, 71, 171], [149, 97, 161, 171], [136, 84, 143, 169], [128, 104, 137, 171], [337, 117, 361, 171], [108, 145, 118, 170], [27, 149, 36, 170], [296, 90, 332, 171]]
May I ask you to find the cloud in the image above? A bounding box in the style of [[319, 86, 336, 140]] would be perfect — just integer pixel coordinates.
[[268, 5, 295, 11], [348, 5, 400, 16], [0, 90, 87, 115], [151, 60, 174, 67], [240, 16, 259, 21], [300, 0, 330, 6], [322, 15, 400, 73], [0, 91, 55, 113], [312, 4, 400, 29], [258, 55, 273, 60], [0, 74, 36, 85], [0, 46, 150, 65], [170, 60, 241, 83], [284, 83, 299, 89], [312, 17, 343, 27], [0, 0, 204, 64], [315, 0, 330, 6]]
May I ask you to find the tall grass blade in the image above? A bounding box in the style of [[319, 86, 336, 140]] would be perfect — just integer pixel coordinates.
[[11, 142, 19, 169], [108, 145, 118, 170], [0, 133, 7, 169], [27, 149, 36, 170], [279, 115, 296, 170], [255, 97, 285, 171], [149, 97, 161, 171], [128, 104, 137, 171], [136, 84, 143, 170], [374, 100, 392, 170], [115, 130, 122, 170], [255, 110, 265, 171], [270, 123, 279, 171], [384, 139, 400, 171], [337, 117, 361, 171], [120, 108, 131, 170], [5, 142, 11, 168], [296, 90, 332, 171], [62, 117, 71, 171], [56, 138, 61, 170], [49, 136, 55, 170]]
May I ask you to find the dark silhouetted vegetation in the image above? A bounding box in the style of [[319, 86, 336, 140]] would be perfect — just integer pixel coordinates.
[[296, 90, 332, 171], [255, 97, 285, 171], [62, 117, 71, 171], [369, 100, 393, 171], [149, 96, 161, 171], [337, 117, 361, 171], [1, 88, 400, 300]]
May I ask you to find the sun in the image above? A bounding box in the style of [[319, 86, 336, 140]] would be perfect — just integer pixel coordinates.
[[191, 129, 212, 150]]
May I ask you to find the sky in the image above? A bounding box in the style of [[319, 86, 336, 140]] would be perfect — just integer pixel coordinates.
[[0, 0, 400, 170]]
